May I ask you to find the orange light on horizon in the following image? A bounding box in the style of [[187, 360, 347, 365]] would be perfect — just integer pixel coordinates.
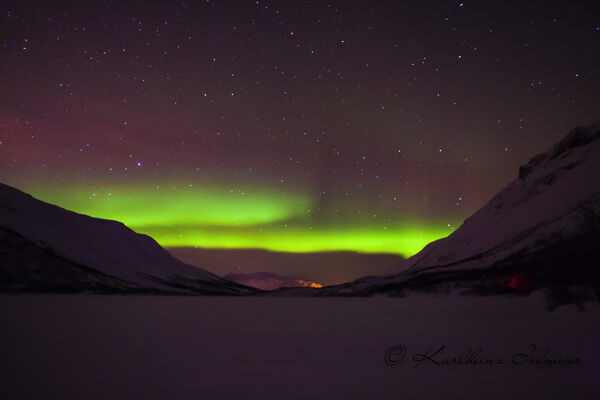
[[295, 279, 323, 288]]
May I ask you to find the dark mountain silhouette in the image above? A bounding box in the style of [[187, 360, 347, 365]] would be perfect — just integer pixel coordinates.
[[0, 183, 257, 295]]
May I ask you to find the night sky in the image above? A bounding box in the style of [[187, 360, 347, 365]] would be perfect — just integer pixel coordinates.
[[1, 1, 599, 273]]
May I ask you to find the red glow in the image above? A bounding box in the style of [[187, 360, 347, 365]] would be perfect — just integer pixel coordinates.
[[507, 274, 534, 292]]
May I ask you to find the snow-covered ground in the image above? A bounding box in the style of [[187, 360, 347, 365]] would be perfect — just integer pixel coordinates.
[[1, 294, 598, 399]]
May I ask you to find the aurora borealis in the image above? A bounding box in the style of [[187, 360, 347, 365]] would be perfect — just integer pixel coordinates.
[[2, 1, 600, 279], [34, 183, 313, 228], [28, 183, 453, 256]]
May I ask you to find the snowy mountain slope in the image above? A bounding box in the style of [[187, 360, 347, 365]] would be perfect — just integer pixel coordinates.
[[404, 122, 600, 274], [314, 123, 600, 297], [0, 183, 256, 295]]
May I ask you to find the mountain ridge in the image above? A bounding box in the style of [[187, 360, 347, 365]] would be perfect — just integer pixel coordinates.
[[403, 122, 600, 275], [0, 182, 257, 295]]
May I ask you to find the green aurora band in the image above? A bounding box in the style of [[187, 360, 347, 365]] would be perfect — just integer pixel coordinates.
[[30, 184, 455, 257]]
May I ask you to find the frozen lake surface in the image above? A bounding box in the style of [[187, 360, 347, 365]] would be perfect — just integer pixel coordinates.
[[1, 294, 599, 399]]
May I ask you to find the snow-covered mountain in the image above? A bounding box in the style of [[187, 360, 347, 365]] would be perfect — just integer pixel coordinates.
[[407, 123, 600, 273], [315, 123, 600, 297], [0, 183, 257, 295]]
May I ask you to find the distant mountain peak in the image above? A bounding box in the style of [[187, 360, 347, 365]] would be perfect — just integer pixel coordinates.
[[224, 271, 323, 291]]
